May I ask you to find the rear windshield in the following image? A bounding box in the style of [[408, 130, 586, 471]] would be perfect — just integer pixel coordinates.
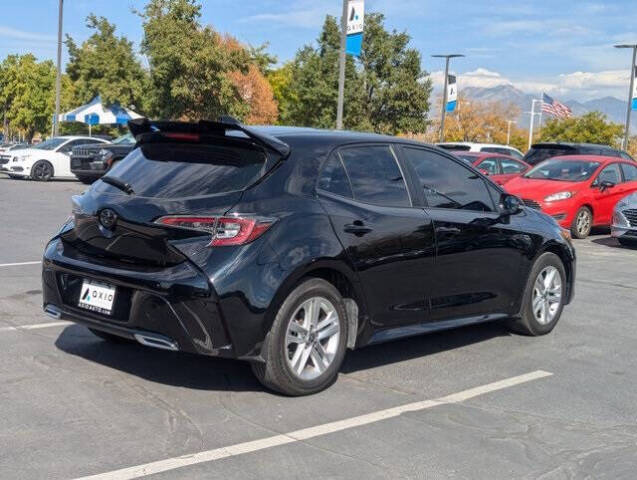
[[524, 159, 600, 182], [524, 146, 577, 165], [102, 143, 266, 198]]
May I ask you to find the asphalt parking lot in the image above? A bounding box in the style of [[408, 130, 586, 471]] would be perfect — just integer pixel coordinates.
[[1, 177, 636, 480]]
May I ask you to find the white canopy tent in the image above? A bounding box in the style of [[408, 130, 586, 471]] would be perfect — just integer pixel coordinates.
[[58, 95, 142, 136]]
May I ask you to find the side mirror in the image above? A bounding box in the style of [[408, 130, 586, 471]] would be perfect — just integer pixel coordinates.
[[599, 180, 615, 191], [500, 193, 522, 215]]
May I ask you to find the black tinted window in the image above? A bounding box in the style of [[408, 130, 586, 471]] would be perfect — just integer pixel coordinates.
[[317, 153, 353, 198], [339, 146, 410, 207], [403, 148, 495, 212], [524, 147, 575, 165], [621, 163, 637, 181], [102, 143, 265, 198]]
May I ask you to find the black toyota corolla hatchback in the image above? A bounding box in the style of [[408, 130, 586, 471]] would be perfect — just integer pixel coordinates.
[[42, 118, 575, 395]]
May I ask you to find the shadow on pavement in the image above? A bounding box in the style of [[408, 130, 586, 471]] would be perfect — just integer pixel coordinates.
[[56, 320, 511, 391], [590, 236, 622, 249]]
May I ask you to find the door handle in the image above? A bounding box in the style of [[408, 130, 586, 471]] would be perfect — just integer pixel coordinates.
[[437, 226, 461, 234], [344, 222, 373, 236]]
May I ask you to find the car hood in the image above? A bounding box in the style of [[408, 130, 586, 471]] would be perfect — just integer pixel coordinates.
[[505, 177, 586, 200], [4, 148, 33, 159]]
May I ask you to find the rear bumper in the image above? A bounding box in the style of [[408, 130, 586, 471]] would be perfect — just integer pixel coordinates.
[[42, 238, 243, 359]]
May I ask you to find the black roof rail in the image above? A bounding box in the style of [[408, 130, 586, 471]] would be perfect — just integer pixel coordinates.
[[128, 117, 290, 158]]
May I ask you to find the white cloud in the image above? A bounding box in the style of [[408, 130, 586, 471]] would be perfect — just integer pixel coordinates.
[[431, 67, 631, 101], [0, 26, 55, 43]]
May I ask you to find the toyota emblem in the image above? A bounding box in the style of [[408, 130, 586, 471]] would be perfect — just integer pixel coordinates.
[[99, 209, 118, 230]]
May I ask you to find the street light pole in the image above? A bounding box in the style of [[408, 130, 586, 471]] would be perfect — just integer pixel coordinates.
[[336, 0, 348, 130], [615, 44, 637, 150], [506, 120, 516, 145], [432, 54, 464, 143], [54, 0, 64, 137]]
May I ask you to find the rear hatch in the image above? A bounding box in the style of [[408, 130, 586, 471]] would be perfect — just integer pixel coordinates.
[[61, 122, 285, 268], [523, 144, 578, 166]]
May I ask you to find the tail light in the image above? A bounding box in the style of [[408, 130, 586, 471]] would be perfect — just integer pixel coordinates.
[[155, 215, 275, 246]]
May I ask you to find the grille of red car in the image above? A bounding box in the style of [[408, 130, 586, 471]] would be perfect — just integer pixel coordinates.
[[623, 209, 637, 227], [522, 198, 541, 210]]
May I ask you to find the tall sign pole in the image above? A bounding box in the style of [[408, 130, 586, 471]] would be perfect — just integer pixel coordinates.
[[336, 0, 348, 130], [432, 54, 464, 142], [336, 0, 364, 130], [54, 0, 64, 137], [614, 44, 637, 150]]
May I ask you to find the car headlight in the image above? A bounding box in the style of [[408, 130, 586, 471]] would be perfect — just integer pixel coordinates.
[[545, 191, 573, 202], [98, 149, 113, 160]]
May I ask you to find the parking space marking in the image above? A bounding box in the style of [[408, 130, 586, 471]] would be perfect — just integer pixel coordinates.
[[0, 261, 42, 268], [0, 321, 70, 333], [73, 370, 552, 480]]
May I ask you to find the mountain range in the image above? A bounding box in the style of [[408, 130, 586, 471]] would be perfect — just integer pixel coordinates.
[[460, 84, 635, 132]]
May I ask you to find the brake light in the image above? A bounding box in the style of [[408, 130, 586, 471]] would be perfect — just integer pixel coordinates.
[[155, 215, 275, 246]]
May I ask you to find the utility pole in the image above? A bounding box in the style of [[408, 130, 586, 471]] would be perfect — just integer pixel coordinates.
[[54, 0, 64, 137], [336, 0, 348, 130], [506, 120, 516, 145], [614, 44, 637, 150], [432, 54, 464, 142]]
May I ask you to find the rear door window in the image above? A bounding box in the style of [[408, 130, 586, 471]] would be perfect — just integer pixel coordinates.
[[317, 153, 353, 198], [402, 147, 495, 212], [595, 163, 622, 185], [338, 145, 411, 207], [104, 143, 266, 198], [476, 158, 499, 175]]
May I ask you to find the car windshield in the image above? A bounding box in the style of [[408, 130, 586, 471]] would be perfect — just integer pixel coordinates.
[[524, 159, 600, 182], [33, 138, 67, 151], [113, 133, 135, 145]]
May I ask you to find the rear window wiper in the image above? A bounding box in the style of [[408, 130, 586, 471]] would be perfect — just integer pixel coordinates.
[[101, 176, 135, 195]]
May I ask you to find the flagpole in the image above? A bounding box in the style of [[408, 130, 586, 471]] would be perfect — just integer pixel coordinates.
[[614, 44, 637, 150], [336, 0, 348, 130], [528, 99, 539, 150]]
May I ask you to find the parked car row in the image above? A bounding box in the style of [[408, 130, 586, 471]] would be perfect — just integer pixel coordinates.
[[0, 134, 134, 182]]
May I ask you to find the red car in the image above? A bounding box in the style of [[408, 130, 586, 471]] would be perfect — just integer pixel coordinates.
[[452, 151, 531, 186], [506, 155, 637, 238]]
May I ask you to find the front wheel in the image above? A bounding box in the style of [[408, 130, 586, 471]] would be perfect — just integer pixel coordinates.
[[31, 160, 54, 181], [510, 252, 566, 336], [571, 206, 592, 239], [251, 278, 348, 396]]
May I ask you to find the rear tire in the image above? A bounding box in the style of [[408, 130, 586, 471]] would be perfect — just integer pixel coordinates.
[[571, 206, 592, 239], [251, 278, 348, 396], [88, 328, 132, 343], [510, 252, 566, 336]]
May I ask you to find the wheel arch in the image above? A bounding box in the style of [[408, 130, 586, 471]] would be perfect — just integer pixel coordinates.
[[264, 260, 368, 353]]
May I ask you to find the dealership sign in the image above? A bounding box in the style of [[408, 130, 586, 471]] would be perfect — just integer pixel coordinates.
[[446, 75, 458, 112], [345, 0, 364, 57]]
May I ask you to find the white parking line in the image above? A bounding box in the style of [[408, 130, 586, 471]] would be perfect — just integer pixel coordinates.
[[73, 370, 552, 480], [0, 321, 70, 333], [0, 261, 42, 268]]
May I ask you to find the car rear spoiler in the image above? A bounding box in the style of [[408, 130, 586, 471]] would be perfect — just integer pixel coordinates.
[[128, 117, 290, 158]]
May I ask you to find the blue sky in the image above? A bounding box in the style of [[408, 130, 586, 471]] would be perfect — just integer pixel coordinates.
[[2, 0, 637, 101]]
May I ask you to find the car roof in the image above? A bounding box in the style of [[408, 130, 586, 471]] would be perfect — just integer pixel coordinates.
[[438, 141, 519, 149], [544, 154, 625, 165], [530, 142, 618, 150], [449, 151, 516, 159], [250, 126, 431, 150]]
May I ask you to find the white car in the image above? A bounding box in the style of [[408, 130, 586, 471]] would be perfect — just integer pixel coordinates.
[[436, 142, 524, 160], [5, 136, 109, 181]]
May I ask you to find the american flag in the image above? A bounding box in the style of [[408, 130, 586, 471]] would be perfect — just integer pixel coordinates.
[[542, 93, 572, 119]]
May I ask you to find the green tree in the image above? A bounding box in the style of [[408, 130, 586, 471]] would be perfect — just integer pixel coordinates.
[[267, 62, 296, 124], [539, 111, 623, 146], [280, 13, 431, 134], [138, 0, 252, 120], [65, 15, 147, 110], [0, 54, 73, 141]]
